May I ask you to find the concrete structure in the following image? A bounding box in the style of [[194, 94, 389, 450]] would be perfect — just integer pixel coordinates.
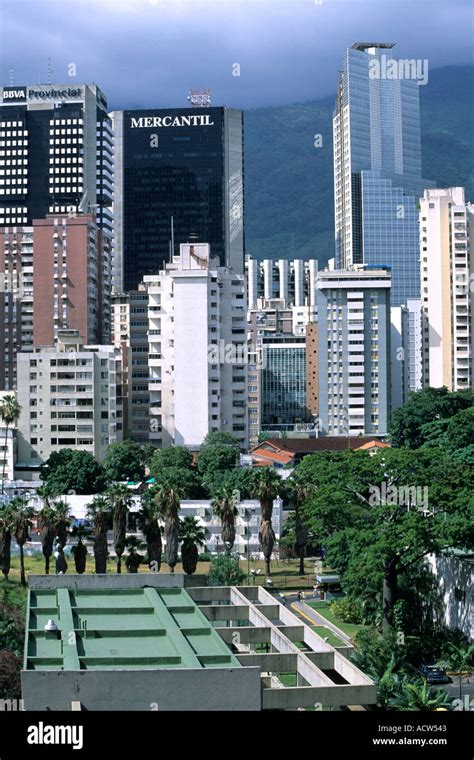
[[16, 330, 122, 473], [315, 267, 392, 436], [427, 552, 473, 641], [420, 187, 474, 391], [333, 43, 434, 304], [0, 215, 111, 390], [246, 256, 318, 309], [145, 243, 247, 450], [0, 83, 113, 237], [22, 574, 376, 711], [111, 107, 244, 291], [390, 306, 409, 411], [261, 335, 308, 430], [111, 287, 149, 443]]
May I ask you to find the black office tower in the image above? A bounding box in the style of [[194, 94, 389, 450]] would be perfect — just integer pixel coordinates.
[[111, 107, 245, 291]]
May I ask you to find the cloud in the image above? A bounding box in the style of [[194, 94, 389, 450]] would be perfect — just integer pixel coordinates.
[[0, 0, 472, 109]]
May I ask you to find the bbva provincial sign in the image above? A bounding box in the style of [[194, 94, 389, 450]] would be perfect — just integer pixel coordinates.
[[130, 114, 215, 128]]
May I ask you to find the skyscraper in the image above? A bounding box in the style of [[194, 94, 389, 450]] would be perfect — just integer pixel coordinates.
[[333, 43, 434, 304], [420, 187, 474, 390], [111, 107, 244, 292], [0, 83, 113, 235]]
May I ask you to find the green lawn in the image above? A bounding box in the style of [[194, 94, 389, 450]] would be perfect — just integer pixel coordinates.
[[311, 625, 345, 648], [306, 601, 366, 640]]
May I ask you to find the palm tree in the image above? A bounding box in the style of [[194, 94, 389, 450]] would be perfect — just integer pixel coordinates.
[[137, 488, 163, 572], [156, 484, 183, 573], [0, 503, 13, 581], [0, 395, 21, 494], [53, 499, 70, 574], [438, 643, 474, 700], [211, 483, 238, 553], [86, 496, 110, 574], [124, 535, 144, 573], [105, 484, 133, 573], [37, 502, 57, 575], [287, 474, 313, 575], [389, 677, 452, 711], [251, 467, 281, 576], [179, 516, 205, 575], [70, 525, 89, 574], [9, 496, 34, 586]]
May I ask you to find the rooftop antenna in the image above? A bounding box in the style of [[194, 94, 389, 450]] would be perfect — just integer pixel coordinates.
[[187, 89, 212, 107], [47, 58, 53, 84]]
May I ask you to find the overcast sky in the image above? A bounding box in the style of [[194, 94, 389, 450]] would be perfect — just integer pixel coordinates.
[[0, 0, 472, 110]]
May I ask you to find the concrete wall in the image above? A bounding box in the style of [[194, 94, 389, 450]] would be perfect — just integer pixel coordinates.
[[27, 574, 207, 591], [22, 666, 261, 711]]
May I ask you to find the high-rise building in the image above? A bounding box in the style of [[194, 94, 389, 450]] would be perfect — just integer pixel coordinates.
[[145, 243, 248, 449], [0, 214, 111, 390], [111, 107, 244, 291], [333, 43, 434, 304], [420, 187, 474, 390], [0, 84, 113, 236], [111, 287, 150, 443], [16, 330, 122, 474], [261, 335, 308, 430], [246, 256, 318, 309], [314, 267, 392, 436]]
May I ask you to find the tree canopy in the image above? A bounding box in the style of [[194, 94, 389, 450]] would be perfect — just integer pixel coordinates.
[[389, 387, 474, 449], [39, 450, 108, 495], [103, 440, 146, 483]]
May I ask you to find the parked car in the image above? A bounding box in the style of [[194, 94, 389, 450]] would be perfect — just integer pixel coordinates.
[[418, 664, 452, 684]]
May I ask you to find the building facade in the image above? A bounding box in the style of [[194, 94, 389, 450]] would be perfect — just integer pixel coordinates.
[[145, 243, 248, 450], [420, 187, 474, 391], [16, 330, 122, 473], [315, 268, 392, 436], [0, 214, 111, 390], [246, 256, 318, 309], [111, 107, 244, 291], [333, 43, 433, 305], [261, 335, 308, 430], [0, 83, 113, 236]]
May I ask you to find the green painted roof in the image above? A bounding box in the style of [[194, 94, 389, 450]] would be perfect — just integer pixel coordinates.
[[25, 586, 240, 671]]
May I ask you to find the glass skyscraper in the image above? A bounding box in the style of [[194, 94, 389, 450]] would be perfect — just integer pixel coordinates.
[[261, 336, 308, 427], [333, 43, 434, 304]]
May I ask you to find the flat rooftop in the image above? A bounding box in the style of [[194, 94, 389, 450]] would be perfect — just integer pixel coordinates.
[[25, 586, 240, 671]]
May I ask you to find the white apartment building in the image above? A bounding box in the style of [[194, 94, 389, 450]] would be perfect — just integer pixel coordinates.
[[315, 267, 392, 436], [246, 256, 318, 309], [420, 187, 474, 391], [16, 330, 122, 474], [145, 243, 248, 450]]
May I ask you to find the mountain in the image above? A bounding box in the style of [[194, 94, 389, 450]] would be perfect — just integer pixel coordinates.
[[244, 65, 474, 263]]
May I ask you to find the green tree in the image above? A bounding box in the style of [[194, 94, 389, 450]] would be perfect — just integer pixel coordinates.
[[179, 516, 205, 575], [0, 504, 13, 581], [437, 642, 474, 700], [251, 467, 282, 576], [197, 445, 239, 481], [37, 492, 58, 575], [86, 496, 110, 574], [103, 440, 146, 483], [0, 395, 21, 494], [207, 554, 245, 586], [53, 499, 71, 574], [149, 446, 193, 472], [124, 536, 144, 573], [390, 387, 474, 449], [40, 449, 108, 494], [211, 482, 238, 552], [421, 407, 474, 455], [389, 678, 453, 711], [155, 481, 183, 573], [202, 432, 241, 450], [70, 525, 89, 574], [137, 488, 163, 572], [297, 448, 473, 632], [286, 473, 314, 575], [105, 484, 133, 573], [9, 497, 34, 586]]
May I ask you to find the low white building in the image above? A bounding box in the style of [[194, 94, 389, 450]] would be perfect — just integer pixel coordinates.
[[42, 494, 284, 560], [427, 552, 473, 641]]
